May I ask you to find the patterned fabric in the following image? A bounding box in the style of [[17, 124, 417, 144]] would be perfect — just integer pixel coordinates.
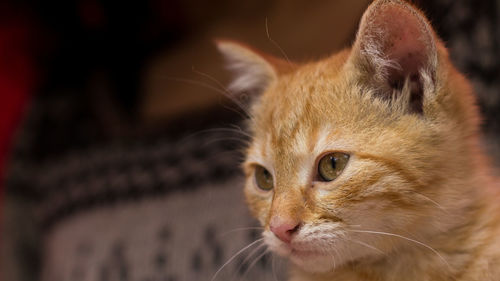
[[40, 177, 280, 281], [2, 93, 286, 281]]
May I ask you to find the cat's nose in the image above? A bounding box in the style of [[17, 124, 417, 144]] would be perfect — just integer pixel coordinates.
[[269, 217, 301, 243]]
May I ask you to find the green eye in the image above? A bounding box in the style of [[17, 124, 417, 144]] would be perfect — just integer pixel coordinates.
[[318, 152, 350, 181], [255, 166, 273, 191]]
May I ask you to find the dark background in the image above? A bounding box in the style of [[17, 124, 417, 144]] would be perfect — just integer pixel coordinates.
[[2, 0, 498, 147]]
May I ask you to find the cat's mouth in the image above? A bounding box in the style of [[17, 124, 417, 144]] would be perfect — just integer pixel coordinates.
[[263, 228, 336, 259], [264, 229, 352, 272], [265, 232, 323, 258], [280, 240, 330, 259]]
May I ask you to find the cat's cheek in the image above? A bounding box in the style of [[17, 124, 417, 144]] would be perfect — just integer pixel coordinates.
[[308, 186, 347, 216], [243, 184, 273, 225], [310, 186, 392, 230]]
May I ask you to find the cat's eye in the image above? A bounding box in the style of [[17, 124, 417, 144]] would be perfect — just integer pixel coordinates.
[[255, 166, 273, 191], [317, 152, 350, 182]]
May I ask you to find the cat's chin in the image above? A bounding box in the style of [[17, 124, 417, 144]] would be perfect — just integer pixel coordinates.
[[289, 250, 338, 273], [267, 246, 335, 273]]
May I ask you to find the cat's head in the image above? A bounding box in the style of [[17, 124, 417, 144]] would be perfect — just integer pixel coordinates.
[[218, 0, 481, 273]]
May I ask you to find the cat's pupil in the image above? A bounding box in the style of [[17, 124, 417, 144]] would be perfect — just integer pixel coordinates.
[[263, 169, 270, 179], [330, 156, 337, 169]]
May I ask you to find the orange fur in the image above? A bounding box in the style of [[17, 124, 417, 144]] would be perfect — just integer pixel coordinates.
[[218, 0, 500, 280]]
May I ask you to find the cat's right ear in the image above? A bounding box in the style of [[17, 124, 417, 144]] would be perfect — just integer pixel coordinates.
[[216, 39, 293, 97], [347, 0, 440, 114]]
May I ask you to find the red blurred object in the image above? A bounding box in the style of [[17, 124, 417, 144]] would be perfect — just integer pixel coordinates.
[[0, 11, 36, 224]]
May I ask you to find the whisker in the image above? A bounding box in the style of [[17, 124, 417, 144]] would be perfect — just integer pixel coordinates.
[[204, 136, 248, 143], [265, 18, 292, 65], [178, 127, 250, 145], [346, 229, 451, 269], [343, 237, 385, 255], [412, 191, 449, 214], [200, 127, 252, 137], [202, 137, 250, 147], [192, 66, 230, 94], [332, 246, 343, 269], [199, 127, 252, 139], [164, 76, 253, 119], [231, 243, 267, 281], [228, 124, 253, 139], [211, 238, 264, 281], [164, 76, 230, 98], [271, 255, 279, 281], [221, 102, 253, 124], [328, 249, 337, 270], [241, 248, 269, 278]]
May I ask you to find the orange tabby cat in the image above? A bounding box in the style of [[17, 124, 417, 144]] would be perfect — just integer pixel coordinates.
[[217, 0, 500, 280]]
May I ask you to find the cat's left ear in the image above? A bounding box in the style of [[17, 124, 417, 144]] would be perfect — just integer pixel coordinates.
[[216, 39, 294, 96], [348, 0, 439, 113]]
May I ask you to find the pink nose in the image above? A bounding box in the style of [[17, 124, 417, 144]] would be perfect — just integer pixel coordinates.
[[270, 217, 301, 243]]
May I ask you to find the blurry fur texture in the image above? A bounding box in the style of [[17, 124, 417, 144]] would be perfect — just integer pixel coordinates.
[[218, 0, 500, 280]]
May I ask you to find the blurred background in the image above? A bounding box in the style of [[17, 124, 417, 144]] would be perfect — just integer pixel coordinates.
[[0, 0, 499, 281]]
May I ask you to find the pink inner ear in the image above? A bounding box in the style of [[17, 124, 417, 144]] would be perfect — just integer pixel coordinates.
[[370, 4, 432, 78], [386, 12, 428, 77], [354, 2, 436, 113]]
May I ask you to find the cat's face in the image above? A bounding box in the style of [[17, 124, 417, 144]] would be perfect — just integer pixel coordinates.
[[219, 0, 479, 273], [243, 57, 446, 272]]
